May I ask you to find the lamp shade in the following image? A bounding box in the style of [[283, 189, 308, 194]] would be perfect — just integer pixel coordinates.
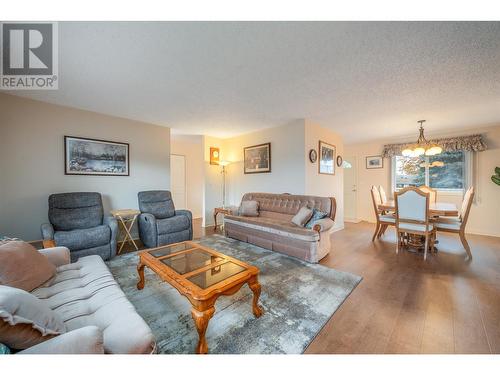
[[219, 160, 231, 166]]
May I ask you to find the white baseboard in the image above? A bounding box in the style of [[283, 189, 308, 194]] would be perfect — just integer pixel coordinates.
[[344, 218, 362, 223]]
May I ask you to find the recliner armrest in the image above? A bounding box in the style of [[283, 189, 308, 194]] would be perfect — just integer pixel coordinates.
[[103, 215, 119, 258], [18, 326, 104, 354], [38, 246, 71, 267], [40, 223, 54, 240], [138, 213, 158, 248], [175, 209, 192, 221]]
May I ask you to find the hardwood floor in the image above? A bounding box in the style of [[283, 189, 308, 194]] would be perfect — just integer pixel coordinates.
[[194, 219, 500, 354]]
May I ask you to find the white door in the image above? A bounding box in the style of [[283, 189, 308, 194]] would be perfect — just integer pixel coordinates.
[[170, 154, 187, 210], [343, 156, 359, 222]]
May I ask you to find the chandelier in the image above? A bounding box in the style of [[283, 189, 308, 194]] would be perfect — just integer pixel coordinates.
[[402, 120, 443, 157]]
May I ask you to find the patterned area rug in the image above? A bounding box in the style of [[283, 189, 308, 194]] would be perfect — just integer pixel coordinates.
[[107, 234, 362, 354]]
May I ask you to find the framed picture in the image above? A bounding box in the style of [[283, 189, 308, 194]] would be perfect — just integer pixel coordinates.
[[210, 147, 220, 165], [318, 141, 336, 175], [336, 155, 343, 167], [309, 149, 317, 163], [244, 143, 271, 174], [366, 155, 383, 169], [64, 136, 129, 176]]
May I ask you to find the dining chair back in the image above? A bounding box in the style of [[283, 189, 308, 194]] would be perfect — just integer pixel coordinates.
[[378, 186, 388, 204], [370, 186, 395, 241], [395, 186, 435, 260], [460, 186, 475, 224], [418, 185, 437, 203]]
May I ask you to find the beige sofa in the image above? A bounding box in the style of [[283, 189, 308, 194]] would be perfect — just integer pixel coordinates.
[[22, 247, 155, 354], [224, 193, 336, 263]]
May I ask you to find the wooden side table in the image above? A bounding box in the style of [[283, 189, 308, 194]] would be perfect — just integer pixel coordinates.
[[111, 209, 141, 254], [213, 207, 237, 232]]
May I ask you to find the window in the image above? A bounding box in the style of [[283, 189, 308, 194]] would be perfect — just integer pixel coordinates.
[[393, 151, 470, 192]]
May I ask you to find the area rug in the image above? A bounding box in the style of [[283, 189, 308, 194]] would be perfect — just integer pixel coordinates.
[[107, 234, 362, 354]]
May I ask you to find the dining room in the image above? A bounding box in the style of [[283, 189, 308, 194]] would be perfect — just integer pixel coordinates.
[[344, 122, 500, 261]]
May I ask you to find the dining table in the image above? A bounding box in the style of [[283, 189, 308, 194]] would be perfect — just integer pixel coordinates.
[[378, 200, 459, 217]]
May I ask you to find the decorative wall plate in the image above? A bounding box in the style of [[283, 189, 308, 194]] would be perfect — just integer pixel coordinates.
[[309, 149, 317, 163]]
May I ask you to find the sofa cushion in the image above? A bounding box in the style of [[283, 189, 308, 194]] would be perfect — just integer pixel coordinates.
[[49, 192, 103, 231], [32, 255, 155, 354], [224, 215, 319, 242], [0, 241, 56, 292], [240, 200, 259, 217], [156, 215, 190, 235], [305, 209, 329, 229], [0, 285, 66, 349], [54, 225, 110, 251], [291, 206, 314, 227], [138, 190, 175, 219]]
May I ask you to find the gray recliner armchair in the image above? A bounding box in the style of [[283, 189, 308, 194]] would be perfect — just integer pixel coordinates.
[[41, 192, 118, 261], [137, 190, 193, 248]]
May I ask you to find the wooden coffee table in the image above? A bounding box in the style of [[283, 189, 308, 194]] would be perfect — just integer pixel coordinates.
[[136, 241, 263, 354]]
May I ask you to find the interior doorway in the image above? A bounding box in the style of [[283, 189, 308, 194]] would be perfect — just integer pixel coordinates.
[[170, 154, 187, 209], [343, 156, 359, 222]]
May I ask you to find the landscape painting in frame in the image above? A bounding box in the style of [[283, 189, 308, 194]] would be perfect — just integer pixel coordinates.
[[244, 143, 271, 174], [319, 141, 335, 175], [366, 155, 383, 169], [65, 136, 130, 176]]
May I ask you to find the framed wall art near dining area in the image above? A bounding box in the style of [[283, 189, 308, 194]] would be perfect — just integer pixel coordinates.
[[64, 136, 130, 176], [244, 142, 271, 174], [319, 141, 336, 175], [366, 155, 383, 169]]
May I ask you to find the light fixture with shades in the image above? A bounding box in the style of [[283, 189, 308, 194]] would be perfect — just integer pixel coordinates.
[[402, 120, 443, 157]]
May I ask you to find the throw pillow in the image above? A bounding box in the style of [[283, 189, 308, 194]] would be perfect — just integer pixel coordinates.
[[240, 200, 259, 217], [0, 343, 10, 354], [0, 241, 56, 292], [305, 208, 329, 229], [0, 285, 66, 350], [291, 206, 314, 227]]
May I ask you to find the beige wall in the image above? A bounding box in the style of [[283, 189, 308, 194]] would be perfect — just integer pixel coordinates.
[[170, 134, 203, 219], [202, 135, 226, 226], [345, 124, 500, 237], [0, 94, 171, 240], [304, 120, 344, 231]]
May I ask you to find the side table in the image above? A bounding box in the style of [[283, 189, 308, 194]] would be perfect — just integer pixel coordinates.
[[213, 206, 237, 232], [111, 209, 141, 254]]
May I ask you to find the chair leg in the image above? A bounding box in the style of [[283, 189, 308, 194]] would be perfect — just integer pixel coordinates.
[[378, 224, 386, 238], [459, 231, 473, 260], [424, 234, 429, 261], [396, 231, 400, 254], [372, 222, 380, 242]]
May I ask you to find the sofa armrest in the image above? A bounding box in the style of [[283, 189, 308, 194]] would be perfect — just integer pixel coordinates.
[[40, 223, 54, 240], [103, 215, 119, 258], [38, 246, 71, 267], [18, 326, 104, 354], [312, 218, 335, 233], [138, 213, 157, 248]]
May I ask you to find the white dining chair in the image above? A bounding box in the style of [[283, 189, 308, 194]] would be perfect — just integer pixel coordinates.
[[395, 186, 435, 260], [370, 185, 395, 241], [378, 185, 388, 204], [434, 186, 475, 260], [418, 185, 437, 203]]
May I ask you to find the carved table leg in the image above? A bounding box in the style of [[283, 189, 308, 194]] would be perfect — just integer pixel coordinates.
[[248, 275, 263, 317], [191, 306, 215, 354], [137, 263, 145, 290]]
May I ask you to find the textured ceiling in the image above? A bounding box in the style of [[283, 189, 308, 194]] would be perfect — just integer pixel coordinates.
[[10, 21, 500, 143]]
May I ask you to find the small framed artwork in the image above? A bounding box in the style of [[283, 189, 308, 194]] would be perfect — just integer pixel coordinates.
[[210, 147, 220, 165], [336, 155, 343, 167], [318, 141, 336, 175], [65, 136, 129, 176], [244, 143, 271, 174], [366, 155, 383, 169]]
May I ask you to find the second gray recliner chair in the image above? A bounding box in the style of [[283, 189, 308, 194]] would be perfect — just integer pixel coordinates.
[[137, 190, 193, 248]]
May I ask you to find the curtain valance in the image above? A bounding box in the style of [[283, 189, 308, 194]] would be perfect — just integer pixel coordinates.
[[382, 134, 487, 158]]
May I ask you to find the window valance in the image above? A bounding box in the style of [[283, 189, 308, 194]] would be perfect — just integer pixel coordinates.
[[382, 134, 487, 158]]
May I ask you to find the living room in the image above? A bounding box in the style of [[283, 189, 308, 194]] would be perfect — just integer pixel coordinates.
[[1, 2, 500, 374]]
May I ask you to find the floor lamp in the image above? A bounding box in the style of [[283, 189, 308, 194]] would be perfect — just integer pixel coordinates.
[[219, 161, 230, 208]]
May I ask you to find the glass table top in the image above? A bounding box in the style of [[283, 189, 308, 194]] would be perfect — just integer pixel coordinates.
[[160, 249, 223, 275], [187, 261, 246, 289], [148, 242, 194, 258]]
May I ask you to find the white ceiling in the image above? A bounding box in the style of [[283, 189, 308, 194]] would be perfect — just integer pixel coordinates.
[[10, 21, 500, 143]]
